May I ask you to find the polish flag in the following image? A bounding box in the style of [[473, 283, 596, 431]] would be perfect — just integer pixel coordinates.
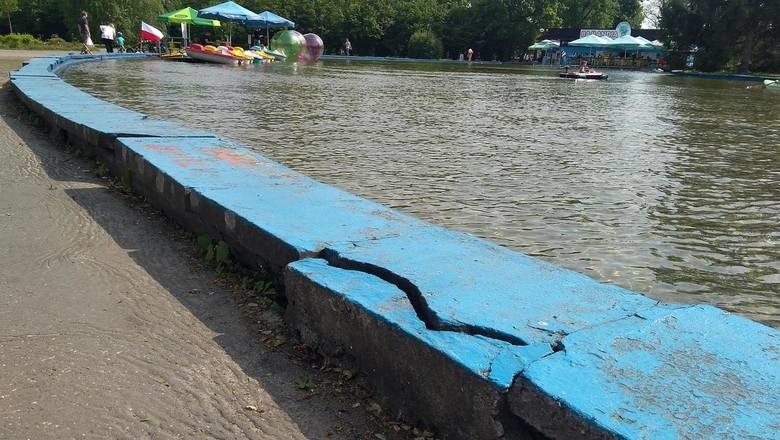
[[140, 21, 164, 42]]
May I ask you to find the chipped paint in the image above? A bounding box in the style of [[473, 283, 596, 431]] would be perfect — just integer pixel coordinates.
[[10, 54, 779, 440]]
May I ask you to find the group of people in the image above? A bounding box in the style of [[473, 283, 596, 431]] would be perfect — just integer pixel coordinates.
[[77, 11, 125, 55]]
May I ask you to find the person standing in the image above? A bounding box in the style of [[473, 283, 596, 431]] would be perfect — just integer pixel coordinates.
[[100, 22, 116, 53], [77, 11, 92, 54], [344, 38, 352, 56], [466, 47, 473, 62], [116, 31, 125, 52]]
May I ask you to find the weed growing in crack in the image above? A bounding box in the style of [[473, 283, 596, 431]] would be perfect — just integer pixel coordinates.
[[295, 375, 315, 391], [120, 168, 132, 190], [94, 162, 109, 178]]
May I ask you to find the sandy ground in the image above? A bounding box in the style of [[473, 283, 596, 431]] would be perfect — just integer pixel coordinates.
[[0, 51, 424, 440]]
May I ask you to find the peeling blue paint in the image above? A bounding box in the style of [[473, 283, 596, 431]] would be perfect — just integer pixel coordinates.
[[10, 54, 780, 440], [521, 305, 780, 439], [288, 258, 553, 389]]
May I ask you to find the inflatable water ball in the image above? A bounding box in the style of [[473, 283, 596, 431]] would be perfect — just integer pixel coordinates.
[[302, 33, 324, 62], [271, 30, 305, 62]]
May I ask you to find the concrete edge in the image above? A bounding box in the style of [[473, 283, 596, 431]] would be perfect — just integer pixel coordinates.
[[8, 54, 779, 440]]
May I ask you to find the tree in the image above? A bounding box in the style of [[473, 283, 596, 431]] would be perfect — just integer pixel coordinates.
[[0, 0, 19, 34], [560, 0, 620, 27], [660, 0, 779, 72], [408, 29, 443, 58], [616, 0, 643, 28]]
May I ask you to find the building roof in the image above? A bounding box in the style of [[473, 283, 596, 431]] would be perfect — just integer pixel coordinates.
[[542, 28, 662, 44]]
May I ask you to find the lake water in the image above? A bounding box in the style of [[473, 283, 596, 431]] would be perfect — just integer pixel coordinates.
[[60, 58, 780, 327]]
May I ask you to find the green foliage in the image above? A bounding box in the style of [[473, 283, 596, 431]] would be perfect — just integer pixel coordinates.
[[64, 143, 83, 158], [94, 162, 109, 178], [5, 0, 661, 61], [214, 240, 232, 269], [407, 29, 443, 59], [0, 0, 19, 33], [295, 375, 315, 391], [616, 0, 643, 28], [660, 0, 779, 72], [253, 279, 273, 295], [0, 0, 19, 14], [196, 234, 211, 255], [0, 33, 81, 49], [0, 33, 35, 47], [120, 168, 132, 189], [194, 235, 234, 275]]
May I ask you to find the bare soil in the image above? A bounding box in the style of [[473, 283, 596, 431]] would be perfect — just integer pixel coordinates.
[[0, 52, 433, 440]]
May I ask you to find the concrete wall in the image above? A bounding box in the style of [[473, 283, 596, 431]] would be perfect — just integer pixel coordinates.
[[10, 54, 779, 440]]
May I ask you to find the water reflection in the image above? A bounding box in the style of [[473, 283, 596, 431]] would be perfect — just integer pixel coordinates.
[[61, 59, 779, 326]]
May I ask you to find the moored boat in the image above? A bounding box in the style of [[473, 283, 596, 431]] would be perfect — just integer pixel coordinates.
[[184, 44, 244, 65], [764, 79, 779, 89]]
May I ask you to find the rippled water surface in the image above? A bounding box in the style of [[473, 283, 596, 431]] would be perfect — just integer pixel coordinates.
[[61, 59, 780, 326]]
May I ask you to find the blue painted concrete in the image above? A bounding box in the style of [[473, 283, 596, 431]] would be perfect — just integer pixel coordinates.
[[288, 258, 553, 388], [117, 137, 428, 254], [10, 53, 780, 439], [11, 70, 215, 140], [520, 305, 780, 439], [325, 227, 658, 345], [116, 136, 660, 345]]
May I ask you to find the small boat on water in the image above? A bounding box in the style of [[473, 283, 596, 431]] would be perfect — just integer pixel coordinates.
[[559, 71, 609, 80], [184, 44, 246, 65], [764, 79, 779, 89]]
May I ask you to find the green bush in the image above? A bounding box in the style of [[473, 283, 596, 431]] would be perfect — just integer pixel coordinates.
[[407, 30, 443, 60], [0, 33, 82, 50]]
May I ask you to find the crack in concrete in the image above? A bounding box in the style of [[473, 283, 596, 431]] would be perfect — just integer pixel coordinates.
[[508, 302, 695, 390], [312, 234, 403, 254], [316, 248, 527, 347]]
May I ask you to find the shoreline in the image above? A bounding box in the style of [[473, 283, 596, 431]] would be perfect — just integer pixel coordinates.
[[7, 52, 779, 439], [0, 52, 420, 440]]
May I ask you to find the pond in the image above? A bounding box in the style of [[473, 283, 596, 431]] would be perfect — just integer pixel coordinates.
[[61, 58, 780, 326]]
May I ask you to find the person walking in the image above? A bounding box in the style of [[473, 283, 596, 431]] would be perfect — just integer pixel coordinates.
[[100, 22, 116, 53], [77, 11, 92, 54], [344, 38, 352, 56]]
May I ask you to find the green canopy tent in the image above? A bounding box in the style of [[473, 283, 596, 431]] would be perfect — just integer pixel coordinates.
[[528, 39, 559, 51], [158, 7, 221, 47], [527, 40, 559, 63]]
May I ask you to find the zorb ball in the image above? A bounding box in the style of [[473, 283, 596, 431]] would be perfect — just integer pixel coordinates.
[[302, 33, 324, 62], [271, 30, 305, 62]]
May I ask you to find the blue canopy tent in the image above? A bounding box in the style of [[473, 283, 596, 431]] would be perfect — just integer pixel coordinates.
[[247, 10, 296, 44], [567, 34, 611, 58], [606, 35, 656, 67], [198, 1, 263, 45]]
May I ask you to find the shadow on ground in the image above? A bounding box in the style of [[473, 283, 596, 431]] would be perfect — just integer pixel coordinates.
[[0, 84, 421, 440]]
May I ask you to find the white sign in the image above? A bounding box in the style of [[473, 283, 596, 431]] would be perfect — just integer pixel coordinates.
[[581, 22, 633, 39], [580, 29, 618, 38]]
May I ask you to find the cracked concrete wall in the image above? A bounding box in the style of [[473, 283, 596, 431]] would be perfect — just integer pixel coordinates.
[[9, 54, 780, 440]]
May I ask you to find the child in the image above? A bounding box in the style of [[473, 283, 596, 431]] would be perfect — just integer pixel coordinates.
[[116, 31, 125, 52]]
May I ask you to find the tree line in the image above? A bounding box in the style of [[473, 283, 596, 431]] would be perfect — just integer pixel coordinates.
[[3, 0, 642, 59], [659, 0, 779, 72], [2, 0, 777, 71]]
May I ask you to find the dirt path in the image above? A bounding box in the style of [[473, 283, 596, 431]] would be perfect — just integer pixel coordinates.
[[0, 53, 417, 440]]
